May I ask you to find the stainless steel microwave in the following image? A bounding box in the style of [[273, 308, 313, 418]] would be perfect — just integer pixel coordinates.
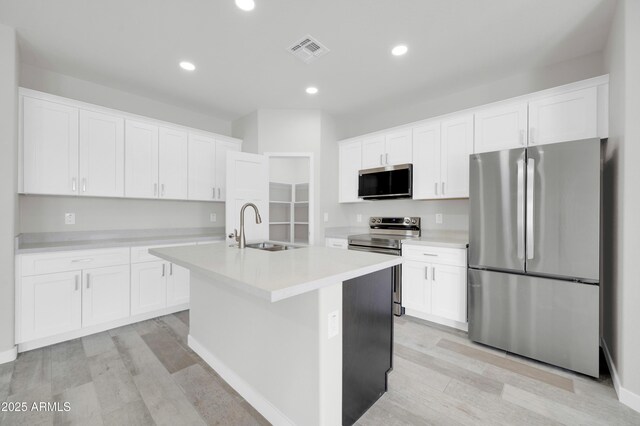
[[358, 164, 412, 200]]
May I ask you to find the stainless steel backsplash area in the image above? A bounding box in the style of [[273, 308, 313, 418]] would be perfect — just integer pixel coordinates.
[[340, 199, 469, 231], [18, 195, 226, 233]]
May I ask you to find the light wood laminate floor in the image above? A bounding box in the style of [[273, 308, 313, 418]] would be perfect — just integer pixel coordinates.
[[1, 312, 639, 425]]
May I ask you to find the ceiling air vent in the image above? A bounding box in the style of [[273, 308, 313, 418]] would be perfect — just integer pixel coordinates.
[[288, 35, 329, 64]]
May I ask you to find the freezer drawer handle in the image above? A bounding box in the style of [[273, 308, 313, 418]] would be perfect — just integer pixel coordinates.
[[517, 159, 525, 259], [526, 159, 535, 259]]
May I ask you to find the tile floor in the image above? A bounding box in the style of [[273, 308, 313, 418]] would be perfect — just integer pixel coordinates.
[[1, 312, 639, 425]]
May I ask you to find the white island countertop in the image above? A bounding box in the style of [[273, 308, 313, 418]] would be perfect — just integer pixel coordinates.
[[150, 243, 402, 302]]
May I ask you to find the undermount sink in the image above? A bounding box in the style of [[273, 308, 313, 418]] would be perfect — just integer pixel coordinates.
[[244, 242, 302, 251]]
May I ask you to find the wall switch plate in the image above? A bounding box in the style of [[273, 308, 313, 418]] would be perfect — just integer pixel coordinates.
[[328, 310, 339, 339], [324, 213, 329, 222], [210, 213, 217, 222], [436, 213, 443, 224], [356, 214, 362, 223], [65, 213, 75, 225]]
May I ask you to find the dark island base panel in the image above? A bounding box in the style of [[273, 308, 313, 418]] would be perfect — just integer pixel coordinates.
[[342, 267, 394, 426]]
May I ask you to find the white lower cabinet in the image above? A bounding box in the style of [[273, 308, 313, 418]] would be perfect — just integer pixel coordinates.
[[402, 244, 467, 329], [131, 261, 167, 315], [20, 271, 82, 342], [167, 263, 190, 306], [82, 265, 130, 327]]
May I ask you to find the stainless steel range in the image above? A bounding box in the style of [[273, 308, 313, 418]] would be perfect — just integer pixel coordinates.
[[348, 217, 421, 316]]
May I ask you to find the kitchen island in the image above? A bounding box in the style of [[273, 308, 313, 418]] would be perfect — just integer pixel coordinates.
[[150, 243, 402, 426]]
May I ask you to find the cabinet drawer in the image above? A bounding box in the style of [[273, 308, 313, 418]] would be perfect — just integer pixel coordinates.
[[402, 245, 466, 267], [21, 248, 130, 277], [325, 238, 348, 249], [131, 242, 196, 263]]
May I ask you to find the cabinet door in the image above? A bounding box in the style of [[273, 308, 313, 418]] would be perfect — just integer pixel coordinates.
[[82, 265, 130, 327], [79, 110, 125, 197], [441, 114, 474, 198], [215, 140, 241, 201], [361, 135, 386, 168], [125, 120, 159, 199], [166, 263, 190, 306], [22, 97, 79, 195], [528, 87, 598, 146], [188, 133, 216, 201], [474, 101, 527, 153], [131, 261, 167, 315], [20, 271, 82, 342], [159, 127, 189, 200], [384, 129, 412, 165], [401, 261, 431, 313], [431, 265, 466, 323], [338, 140, 363, 203], [412, 123, 441, 199]]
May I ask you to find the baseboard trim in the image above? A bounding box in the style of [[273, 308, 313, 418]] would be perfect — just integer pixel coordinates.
[[0, 346, 17, 364], [188, 334, 295, 426], [601, 338, 640, 413], [404, 309, 468, 332]]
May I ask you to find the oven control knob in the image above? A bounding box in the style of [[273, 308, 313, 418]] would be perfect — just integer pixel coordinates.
[[411, 219, 417, 224], [370, 218, 375, 223], [404, 218, 410, 224], [376, 218, 382, 223]]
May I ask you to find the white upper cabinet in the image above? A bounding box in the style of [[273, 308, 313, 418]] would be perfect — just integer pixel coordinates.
[[125, 120, 159, 199], [22, 97, 79, 195], [339, 140, 363, 203], [361, 135, 386, 168], [385, 129, 413, 165], [188, 133, 216, 201], [79, 110, 125, 197], [528, 86, 598, 146], [158, 127, 189, 200], [412, 122, 441, 199], [441, 114, 474, 198], [474, 101, 528, 153], [215, 139, 242, 201]]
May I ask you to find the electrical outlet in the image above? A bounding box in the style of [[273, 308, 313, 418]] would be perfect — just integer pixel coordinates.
[[65, 213, 75, 225], [323, 213, 329, 222], [209, 213, 217, 222], [328, 310, 339, 339], [436, 213, 443, 224], [356, 214, 362, 223]]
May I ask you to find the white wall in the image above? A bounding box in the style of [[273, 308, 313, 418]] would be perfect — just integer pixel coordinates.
[[603, 0, 640, 411], [0, 23, 18, 358]]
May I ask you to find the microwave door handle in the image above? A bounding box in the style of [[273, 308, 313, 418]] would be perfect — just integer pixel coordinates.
[[526, 159, 535, 260], [517, 159, 525, 259]]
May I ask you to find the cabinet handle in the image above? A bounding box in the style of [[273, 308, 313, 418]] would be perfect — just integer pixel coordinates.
[[161, 183, 165, 196], [86, 273, 91, 289], [424, 266, 429, 280], [423, 253, 438, 257], [154, 183, 158, 196], [72, 178, 77, 192], [74, 275, 79, 291], [530, 127, 535, 144], [162, 264, 166, 277], [435, 182, 438, 195], [442, 182, 445, 195], [433, 267, 436, 281], [379, 154, 383, 165], [170, 263, 173, 276], [217, 188, 221, 199], [385, 153, 389, 164], [82, 178, 87, 192], [520, 129, 526, 146], [213, 187, 216, 199], [71, 258, 93, 263]]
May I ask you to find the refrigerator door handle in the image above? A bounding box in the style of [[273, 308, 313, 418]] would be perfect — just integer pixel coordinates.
[[526, 159, 535, 259], [517, 159, 525, 259]]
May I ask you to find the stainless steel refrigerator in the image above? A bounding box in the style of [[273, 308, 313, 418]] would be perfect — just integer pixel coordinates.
[[468, 138, 601, 377]]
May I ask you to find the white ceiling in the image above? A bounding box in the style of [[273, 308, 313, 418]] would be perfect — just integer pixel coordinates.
[[0, 0, 616, 121]]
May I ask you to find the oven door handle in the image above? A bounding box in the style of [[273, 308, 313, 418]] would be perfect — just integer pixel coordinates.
[[348, 245, 401, 256]]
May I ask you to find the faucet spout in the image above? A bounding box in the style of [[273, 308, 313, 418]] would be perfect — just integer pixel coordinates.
[[238, 202, 262, 249]]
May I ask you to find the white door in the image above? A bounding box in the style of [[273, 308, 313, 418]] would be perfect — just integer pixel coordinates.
[[338, 140, 363, 203], [474, 101, 528, 153], [528, 86, 598, 146], [79, 110, 125, 197], [82, 265, 130, 327], [431, 265, 466, 323], [361, 135, 386, 168], [402, 261, 431, 314], [215, 140, 241, 201], [188, 133, 216, 201], [125, 120, 159, 199], [131, 261, 167, 315], [441, 114, 474, 198], [22, 97, 79, 195], [384, 129, 413, 165], [166, 263, 190, 306], [226, 152, 269, 245], [158, 127, 189, 200], [20, 271, 82, 342], [412, 122, 441, 199]]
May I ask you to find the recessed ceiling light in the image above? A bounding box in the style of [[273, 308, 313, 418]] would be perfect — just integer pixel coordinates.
[[235, 0, 255, 11], [179, 61, 196, 71], [391, 45, 408, 56], [306, 87, 318, 95]]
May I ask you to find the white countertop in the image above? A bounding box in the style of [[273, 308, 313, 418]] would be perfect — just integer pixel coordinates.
[[402, 230, 469, 249], [150, 243, 402, 302]]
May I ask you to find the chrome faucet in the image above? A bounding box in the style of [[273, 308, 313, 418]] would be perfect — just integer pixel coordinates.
[[232, 202, 263, 248]]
